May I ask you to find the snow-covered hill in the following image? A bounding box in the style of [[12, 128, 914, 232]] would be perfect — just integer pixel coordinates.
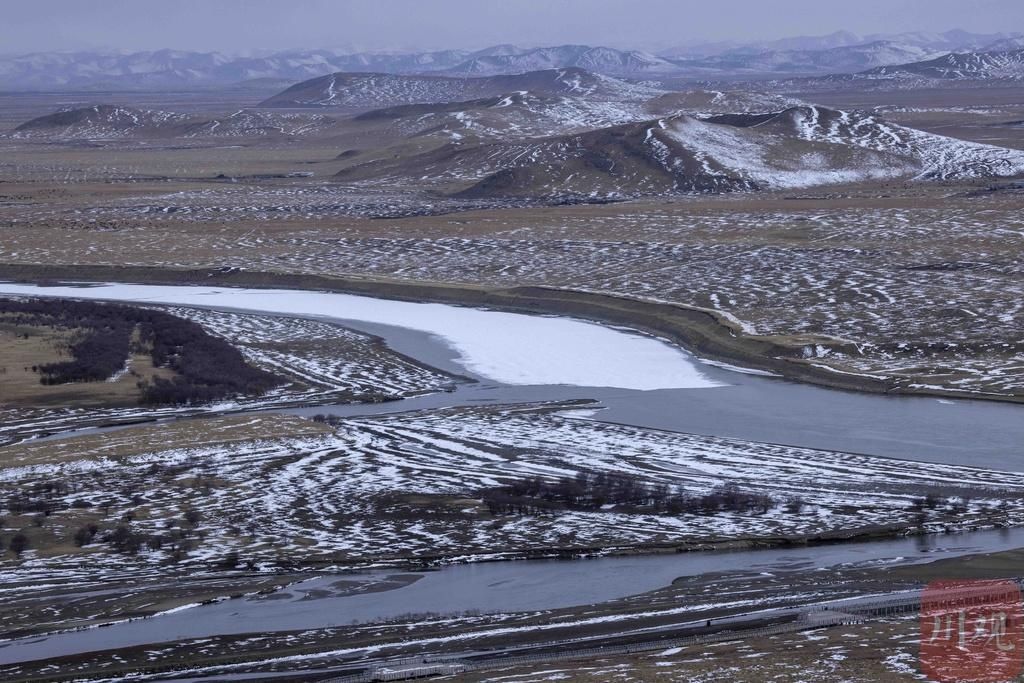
[[353, 91, 649, 141], [334, 105, 1024, 200], [9, 105, 191, 138], [9, 105, 336, 140], [644, 90, 804, 116], [444, 45, 676, 76], [353, 88, 803, 143], [738, 106, 1024, 180], [862, 48, 1024, 81], [260, 68, 662, 109]]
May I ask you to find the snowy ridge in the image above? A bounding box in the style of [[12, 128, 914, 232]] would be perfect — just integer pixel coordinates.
[[664, 29, 1020, 59], [345, 103, 1024, 199], [861, 48, 1024, 81], [776, 105, 1024, 179], [645, 90, 805, 117], [0, 45, 682, 90], [2, 33, 1021, 89], [659, 114, 907, 190], [8, 105, 336, 140], [446, 45, 676, 76], [260, 68, 661, 109], [361, 90, 653, 141], [667, 40, 944, 75], [9, 105, 190, 139]]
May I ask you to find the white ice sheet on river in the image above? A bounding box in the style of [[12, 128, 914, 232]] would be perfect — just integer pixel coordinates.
[[0, 283, 721, 390]]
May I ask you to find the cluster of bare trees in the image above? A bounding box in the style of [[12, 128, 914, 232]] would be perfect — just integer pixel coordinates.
[[74, 507, 203, 560], [140, 309, 281, 404], [1, 298, 281, 404], [1, 532, 29, 557], [481, 472, 777, 517], [5, 480, 71, 515], [0, 298, 134, 383]]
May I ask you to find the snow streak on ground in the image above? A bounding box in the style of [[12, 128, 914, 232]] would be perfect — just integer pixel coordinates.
[[10, 195, 1014, 397], [168, 307, 452, 397], [0, 306, 453, 445], [778, 105, 1024, 180], [5, 403, 1024, 573]]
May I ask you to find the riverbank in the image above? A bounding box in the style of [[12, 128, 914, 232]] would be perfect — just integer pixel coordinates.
[[1, 262, 1019, 404], [3, 535, 1022, 682], [243, 519, 1009, 573]]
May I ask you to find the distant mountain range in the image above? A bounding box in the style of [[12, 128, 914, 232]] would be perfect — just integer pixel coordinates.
[[669, 41, 939, 75], [662, 29, 1021, 58], [0, 29, 1020, 90], [764, 47, 1024, 92]]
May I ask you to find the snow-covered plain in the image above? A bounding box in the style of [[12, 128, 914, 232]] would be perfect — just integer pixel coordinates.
[[0, 283, 719, 391]]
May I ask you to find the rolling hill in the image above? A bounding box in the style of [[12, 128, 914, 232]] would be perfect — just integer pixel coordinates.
[[9, 105, 336, 140], [347, 88, 805, 144], [334, 105, 1024, 201], [443, 45, 676, 76], [259, 68, 662, 109]]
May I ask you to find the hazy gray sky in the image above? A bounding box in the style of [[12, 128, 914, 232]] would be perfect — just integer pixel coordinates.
[[3, 0, 1022, 54]]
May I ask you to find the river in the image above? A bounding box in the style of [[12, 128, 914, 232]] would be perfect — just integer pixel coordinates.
[[1, 281, 1023, 664]]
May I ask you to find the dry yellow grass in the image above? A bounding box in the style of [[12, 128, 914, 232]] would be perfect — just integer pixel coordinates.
[[0, 412, 332, 468], [0, 319, 175, 408]]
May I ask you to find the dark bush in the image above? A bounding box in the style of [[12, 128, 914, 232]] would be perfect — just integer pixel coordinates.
[[9, 533, 29, 556], [184, 508, 202, 527], [0, 297, 282, 405], [139, 309, 281, 405], [481, 473, 775, 517], [784, 497, 807, 514], [73, 526, 96, 547], [219, 550, 240, 570]]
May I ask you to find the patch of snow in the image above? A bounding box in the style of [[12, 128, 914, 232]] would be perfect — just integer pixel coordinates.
[[0, 283, 720, 391]]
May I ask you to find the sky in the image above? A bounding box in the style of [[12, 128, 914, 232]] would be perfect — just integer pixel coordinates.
[[2, 0, 1022, 54]]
